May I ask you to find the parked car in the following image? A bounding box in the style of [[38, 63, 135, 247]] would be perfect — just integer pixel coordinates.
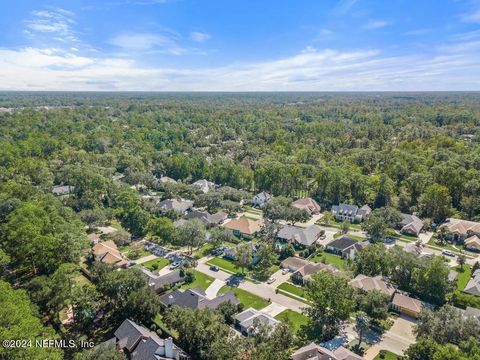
[[282, 268, 290, 275], [384, 237, 396, 244], [170, 261, 181, 270], [266, 277, 276, 284], [127, 261, 136, 267], [210, 265, 219, 272], [442, 250, 455, 257], [211, 248, 224, 256]]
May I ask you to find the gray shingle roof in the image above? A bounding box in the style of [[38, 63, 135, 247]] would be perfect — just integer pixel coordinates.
[[464, 269, 480, 297], [159, 287, 238, 310], [326, 235, 358, 251], [142, 268, 184, 292], [157, 199, 193, 212], [114, 319, 150, 352], [278, 225, 322, 246], [185, 209, 227, 225]]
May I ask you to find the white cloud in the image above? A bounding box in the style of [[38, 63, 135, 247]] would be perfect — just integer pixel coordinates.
[[1, 39, 479, 91], [461, 9, 480, 23], [109, 32, 206, 55], [333, 0, 359, 14], [363, 20, 390, 30], [24, 8, 79, 43], [190, 31, 210, 43]]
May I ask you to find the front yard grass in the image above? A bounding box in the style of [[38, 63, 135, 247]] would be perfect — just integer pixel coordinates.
[[455, 265, 472, 291], [207, 257, 242, 274], [119, 243, 150, 260], [374, 349, 400, 360], [181, 270, 214, 291], [218, 285, 269, 310], [277, 282, 306, 298], [310, 252, 347, 270], [142, 257, 170, 272], [274, 309, 309, 333]]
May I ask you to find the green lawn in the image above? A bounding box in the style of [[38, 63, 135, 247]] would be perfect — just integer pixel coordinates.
[[218, 285, 269, 310], [328, 220, 363, 231], [181, 270, 214, 291], [374, 349, 400, 360], [275, 309, 309, 333], [310, 252, 347, 270], [427, 238, 462, 253], [142, 257, 170, 271], [277, 282, 306, 298], [207, 257, 242, 274], [455, 265, 473, 291]]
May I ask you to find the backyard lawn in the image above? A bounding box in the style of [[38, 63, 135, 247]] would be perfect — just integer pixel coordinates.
[[274, 309, 309, 333], [207, 257, 242, 274], [455, 265, 473, 290], [181, 270, 214, 291], [310, 252, 347, 270], [142, 257, 170, 272], [218, 285, 269, 310]]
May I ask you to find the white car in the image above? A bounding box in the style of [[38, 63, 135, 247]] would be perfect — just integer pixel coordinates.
[[266, 277, 276, 284], [282, 268, 290, 275]]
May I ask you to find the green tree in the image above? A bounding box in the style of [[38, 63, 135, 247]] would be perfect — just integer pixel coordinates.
[[236, 243, 253, 274], [176, 219, 207, 254], [123, 287, 162, 326], [354, 243, 391, 276], [0, 280, 63, 360], [419, 184, 452, 223], [354, 311, 370, 351], [358, 290, 390, 323], [74, 342, 126, 360], [412, 256, 452, 305], [340, 220, 350, 234], [71, 283, 103, 333], [304, 271, 355, 341]]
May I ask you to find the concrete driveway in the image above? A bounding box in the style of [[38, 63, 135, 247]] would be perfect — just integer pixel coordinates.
[[261, 302, 287, 317], [266, 269, 291, 288], [364, 315, 417, 359], [205, 279, 226, 299]]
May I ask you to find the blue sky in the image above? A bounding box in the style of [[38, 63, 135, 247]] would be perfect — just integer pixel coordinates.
[[0, 0, 480, 90]]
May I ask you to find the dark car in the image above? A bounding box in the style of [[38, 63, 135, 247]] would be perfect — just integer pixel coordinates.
[[209, 265, 219, 272]]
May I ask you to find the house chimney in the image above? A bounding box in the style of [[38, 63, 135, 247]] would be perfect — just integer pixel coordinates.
[[168, 294, 175, 306], [165, 337, 173, 359]]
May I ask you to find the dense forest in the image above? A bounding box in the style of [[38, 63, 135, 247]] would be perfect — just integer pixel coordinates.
[[1, 92, 480, 359]]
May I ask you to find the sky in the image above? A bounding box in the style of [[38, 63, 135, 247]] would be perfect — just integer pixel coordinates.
[[0, 0, 480, 91]]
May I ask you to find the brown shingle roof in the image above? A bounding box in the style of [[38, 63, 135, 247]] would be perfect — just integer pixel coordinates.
[[223, 217, 263, 235], [444, 218, 480, 236], [349, 274, 395, 297], [392, 293, 424, 314]]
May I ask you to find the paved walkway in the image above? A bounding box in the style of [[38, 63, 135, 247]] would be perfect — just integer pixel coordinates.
[[134, 254, 158, 264], [261, 302, 287, 317], [205, 279, 226, 299]]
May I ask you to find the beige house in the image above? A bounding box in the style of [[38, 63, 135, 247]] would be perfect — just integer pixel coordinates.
[[443, 218, 480, 242], [92, 240, 127, 267], [390, 293, 426, 318], [223, 217, 264, 239], [465, 235, 480, 251], [349, 274, 396, 298], [291, 262, 336, 285], [292, 197, 321, 215]]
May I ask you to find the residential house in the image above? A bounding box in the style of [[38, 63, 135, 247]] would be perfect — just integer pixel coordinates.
[[292, 198, 321, 215], [349, 275, 395, 298], [404, 242, 432, 259], [87, 233, 101, 244], [280, 257, 310, 272], [325, 236, 369, 260], [142, 268, 185, 293], [52, 185, 74, 196], [223, 243, 259, 264], [253, 191, 273, 207], [277, 224, 323, 247], [192, 179, 214, 193], [159, 176, 177, 185], [159, 287, 238, 310], [185, 209, 228, 227], [443, 218, 480, 243], [331, 203, 371, 223], [92, 240, 127, 267], [464, 269, 480, 297], [292, 262, 337, 285], [400, 213, 424, 237], [390, 293, 427, 318], [235, 308, 280, 336], [113, 319, 189, 359], [465, 235, 480, 252], [290, 342, 362, 360], [223, 217, 264, 239], [157, 199, 193, 214]]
